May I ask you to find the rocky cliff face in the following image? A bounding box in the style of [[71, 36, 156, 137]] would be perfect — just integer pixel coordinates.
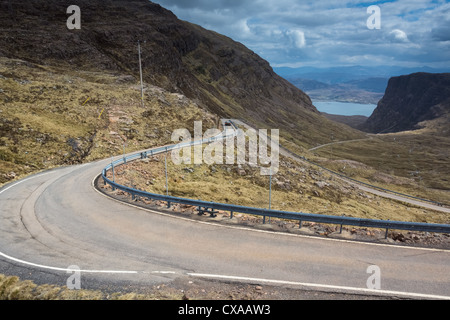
[[361, 73, 450, 134], [0, 0, 364, 148]]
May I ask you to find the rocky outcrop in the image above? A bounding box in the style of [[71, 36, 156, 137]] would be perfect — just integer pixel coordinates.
[[361, 73, 450, 134]]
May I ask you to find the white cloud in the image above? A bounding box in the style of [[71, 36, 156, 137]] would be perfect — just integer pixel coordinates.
[[154, 0, 450, 69], [389, 29, 409, 42], [286, 29, 306, 48], [237, 19, 252, 38]]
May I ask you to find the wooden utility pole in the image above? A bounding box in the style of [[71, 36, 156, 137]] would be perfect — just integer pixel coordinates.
[[138, 41, 144, 108]]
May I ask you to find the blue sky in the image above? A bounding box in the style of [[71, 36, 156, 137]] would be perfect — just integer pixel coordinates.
[[153, 0, 450, 70]]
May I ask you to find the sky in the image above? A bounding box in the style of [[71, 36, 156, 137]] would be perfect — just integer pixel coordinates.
[[153, 0, 450, 70]]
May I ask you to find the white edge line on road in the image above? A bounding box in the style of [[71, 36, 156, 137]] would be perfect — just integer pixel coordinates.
[[0, 169, 137, 274], [0, 164, 89, 196], [187, 273, 450, 300], [0, 171, 54, 196], [0, 251, 137, 274], [0, 168, 176, 275]]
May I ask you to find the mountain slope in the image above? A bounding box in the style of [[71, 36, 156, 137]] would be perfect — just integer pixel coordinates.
[[361, 73, 450, 134], [0, 0, 364, 150]]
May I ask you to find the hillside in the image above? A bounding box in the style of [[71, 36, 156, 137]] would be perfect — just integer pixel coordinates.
[[361, 73, 450, 134], [0, 0, 364, 152], [312, 73, 450, 190], [0, 56, 220, 184], [3, 1, 448, 194], [321, 113, 368, 129]]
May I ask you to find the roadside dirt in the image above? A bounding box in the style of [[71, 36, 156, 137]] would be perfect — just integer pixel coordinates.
[[137, 275, 397, 300]]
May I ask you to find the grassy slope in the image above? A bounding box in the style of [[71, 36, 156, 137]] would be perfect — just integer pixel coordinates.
[[0, 274, 182, 300], [0, 57, 217, 186], [311, 131, 450, 201]]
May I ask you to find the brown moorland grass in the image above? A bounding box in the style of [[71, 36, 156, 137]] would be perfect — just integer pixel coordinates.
[[0, 57, 217, 186], [311, 133, 450, 204]]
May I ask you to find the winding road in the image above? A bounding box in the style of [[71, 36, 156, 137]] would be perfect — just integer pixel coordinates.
[[308, 137, 373, 152], [0, 131, 449, 299]]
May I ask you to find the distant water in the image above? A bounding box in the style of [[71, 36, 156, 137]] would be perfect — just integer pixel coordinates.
[[313, 101, 377, 117]]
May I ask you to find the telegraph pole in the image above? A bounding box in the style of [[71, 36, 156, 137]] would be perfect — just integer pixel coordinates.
[[138, 40, 144, 108]]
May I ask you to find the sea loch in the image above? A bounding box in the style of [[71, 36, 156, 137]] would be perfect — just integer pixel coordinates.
[[313, 101, 377, 117]]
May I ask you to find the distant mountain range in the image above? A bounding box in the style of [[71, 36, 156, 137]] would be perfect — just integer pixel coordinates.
[[274, 66, 450, 84], [275, 66, 450, 104]]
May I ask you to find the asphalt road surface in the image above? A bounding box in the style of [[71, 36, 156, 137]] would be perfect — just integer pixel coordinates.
[[0, 155, 449, 299]]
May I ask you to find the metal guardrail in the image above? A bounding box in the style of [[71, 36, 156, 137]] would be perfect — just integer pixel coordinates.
[[100, 122, 450, 236]]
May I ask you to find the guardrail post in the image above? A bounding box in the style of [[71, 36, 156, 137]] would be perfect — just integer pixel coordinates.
[[111, 158, 116, 188], [165, 150, 169, 197], [131, 185, 136, 201], [385, 220, 390, 239], [299, 220, 303, 229], [339, 214, 345, 234], [230, 211, 233, 219]]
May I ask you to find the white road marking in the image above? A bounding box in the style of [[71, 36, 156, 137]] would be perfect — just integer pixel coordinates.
[[188, 273, 450, 300], [0, 171, 54, 196], [0, 169, 138, 274], [0, 164, 88, 196], [0, 250, 137, 274]]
